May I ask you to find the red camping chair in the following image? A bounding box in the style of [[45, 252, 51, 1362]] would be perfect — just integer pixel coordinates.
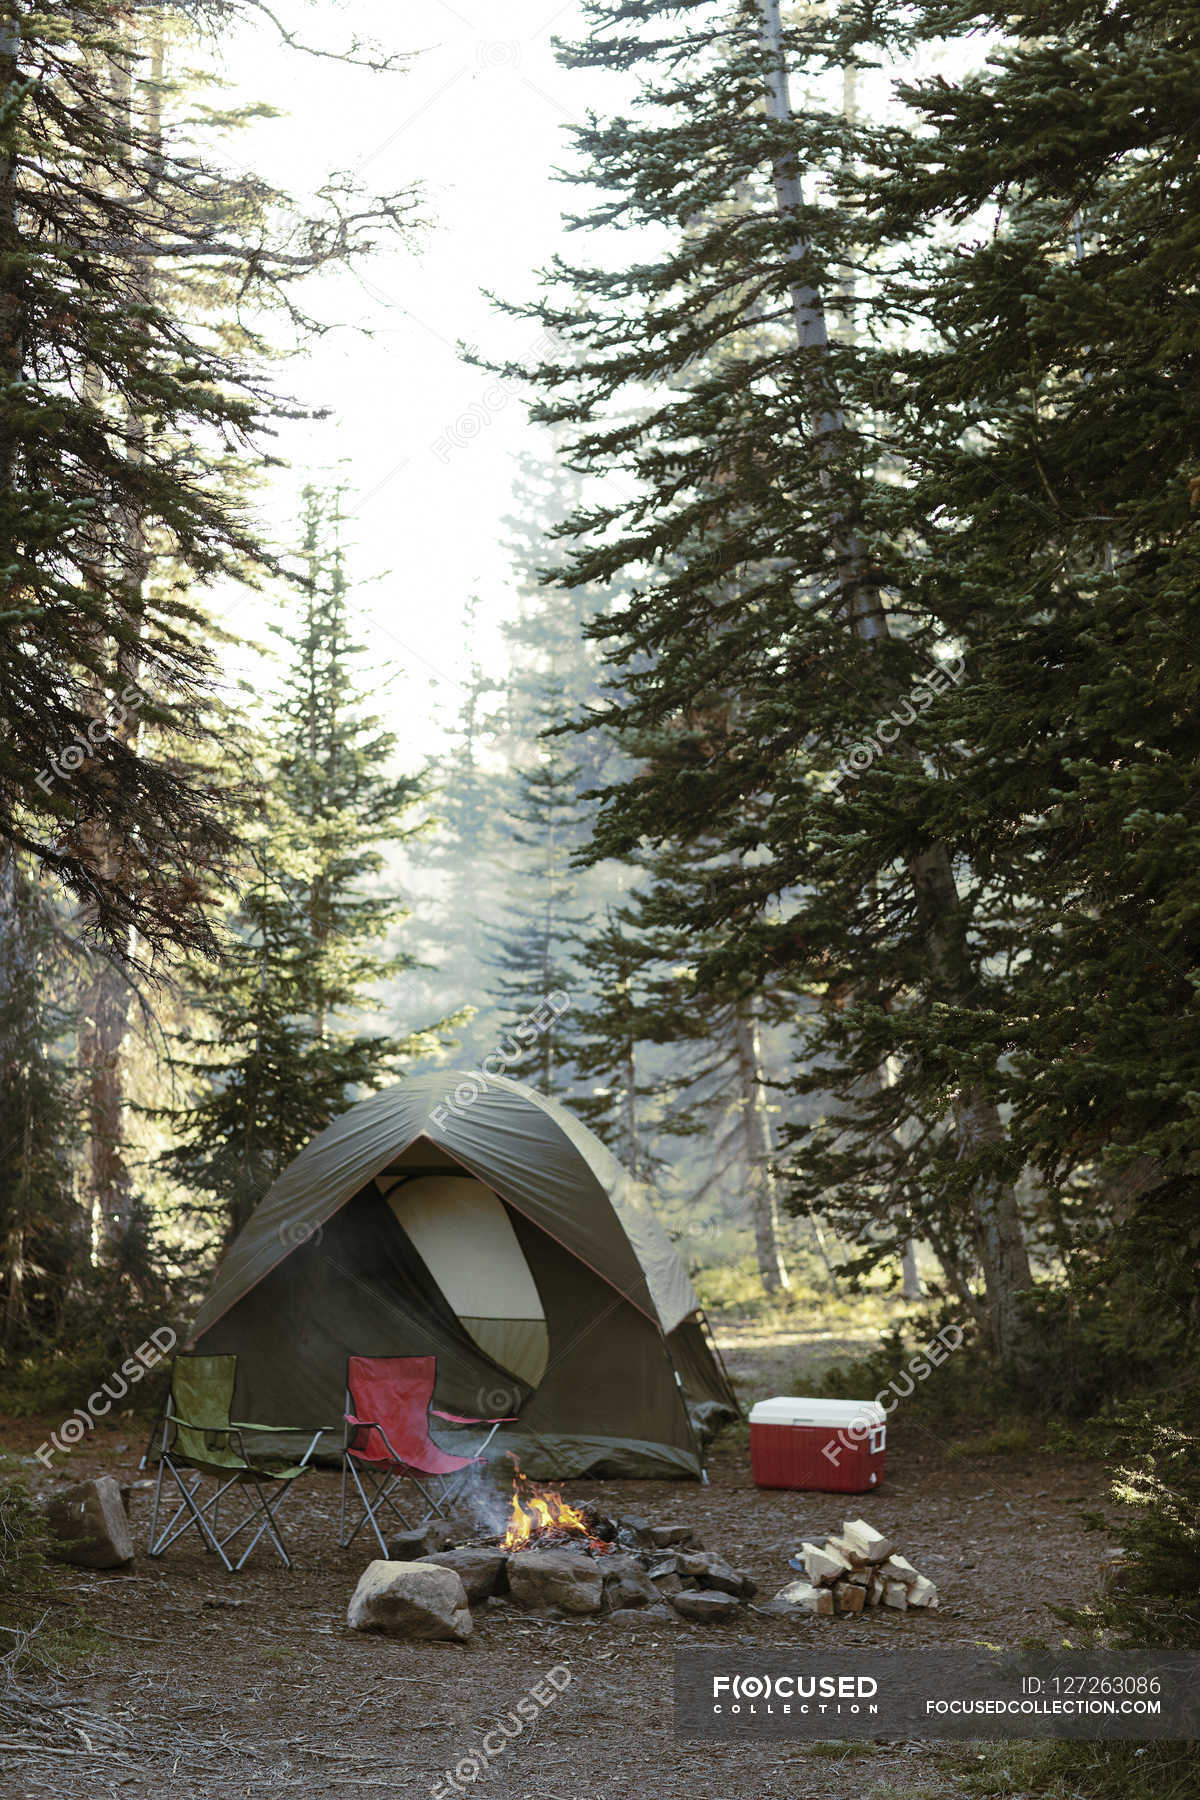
[[339, 1355, 516, 1555]]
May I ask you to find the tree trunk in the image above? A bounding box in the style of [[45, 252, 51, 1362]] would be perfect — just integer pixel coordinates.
[[900, 1238, 922, 1301], [0, 19, 24, 491], [755, 0, 1033, 1361], [621, 1037, 643, 1181], [79, 21, 163, 1261], [732, 996, 790, 1293], [80, 957, 133, 1259]]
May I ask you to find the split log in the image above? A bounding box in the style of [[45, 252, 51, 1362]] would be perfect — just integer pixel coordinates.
[[799, 1541, 852, 1585], [907, 1575, 939, 1609], [841, 1520, 892, 1564]]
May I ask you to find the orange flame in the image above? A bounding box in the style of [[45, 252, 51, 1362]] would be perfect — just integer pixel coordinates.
[[501, 1459, 604, 1552]]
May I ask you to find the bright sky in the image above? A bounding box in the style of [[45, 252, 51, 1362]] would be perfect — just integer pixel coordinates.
[[209, 3, 965, 760], [209, 0, 600, 755]]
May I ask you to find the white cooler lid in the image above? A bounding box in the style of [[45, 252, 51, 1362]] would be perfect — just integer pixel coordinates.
[[749, 1395, 886, 1427]]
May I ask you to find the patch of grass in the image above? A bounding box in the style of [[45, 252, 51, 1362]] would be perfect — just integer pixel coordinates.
[[0, 1479, 99, 1680], [952, 1740, 1200, 1800], [945, 1423, 1036, 1460], [258, 1643, 290, 1662]]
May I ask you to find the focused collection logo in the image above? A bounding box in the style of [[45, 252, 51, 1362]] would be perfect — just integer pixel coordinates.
[[711, 1674, 879, 1716]]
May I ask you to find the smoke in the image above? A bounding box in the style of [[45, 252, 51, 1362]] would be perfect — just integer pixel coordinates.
[[450, 1455, 513, 1537]]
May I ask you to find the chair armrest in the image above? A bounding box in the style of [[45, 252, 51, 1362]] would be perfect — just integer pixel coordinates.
[[170, 1413, 238, 1438], [344, 1415, 406, 1464], [432, 1407, 519, 1425], [230, 1420, 313, 1435]]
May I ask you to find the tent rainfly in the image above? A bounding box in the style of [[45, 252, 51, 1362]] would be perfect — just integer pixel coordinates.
[[188, 1071, 738, 1479]]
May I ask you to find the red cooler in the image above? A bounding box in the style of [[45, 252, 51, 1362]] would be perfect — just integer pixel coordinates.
[[749, 1396, 887, 1493]]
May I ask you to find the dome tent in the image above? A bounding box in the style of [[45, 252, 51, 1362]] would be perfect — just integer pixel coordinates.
[[188, 1071, 738, 1479]]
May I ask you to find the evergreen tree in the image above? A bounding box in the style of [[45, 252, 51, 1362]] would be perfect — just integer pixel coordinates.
[[848, 0, 1200, 1374], [162, 489, 445, 1233], [421, 604, 508, 1064], [0, 2, 415, 958], [0, 853, 82, 1350], [593, 848, 800, 1293], [496, 0, 1040, 1358], [488, 690, 590, 1095]]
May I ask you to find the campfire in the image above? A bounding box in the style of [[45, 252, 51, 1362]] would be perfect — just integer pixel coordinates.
[[501, 1462, 617, 1555]]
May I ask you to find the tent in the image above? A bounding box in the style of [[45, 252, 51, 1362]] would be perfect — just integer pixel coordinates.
[[188, 1071, 738, 1479]]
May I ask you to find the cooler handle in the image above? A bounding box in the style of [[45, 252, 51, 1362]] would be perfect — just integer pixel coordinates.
[[868, 1423, 886, 1455]]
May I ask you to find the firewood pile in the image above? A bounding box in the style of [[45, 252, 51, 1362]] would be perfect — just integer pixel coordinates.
[[772, 1517, 938, 1616]]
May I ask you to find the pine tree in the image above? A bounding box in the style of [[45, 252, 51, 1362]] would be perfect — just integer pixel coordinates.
[[570, 910, 653, 1177], [0, 853, 82, 1351], [421, 605, 508, 1065], [0, 1, 417, 959], [162, 489, 445, 1233], [495, 0, 1041, 1358], [488, 691, 590, 1096], [848, 0, 1200, 1372]]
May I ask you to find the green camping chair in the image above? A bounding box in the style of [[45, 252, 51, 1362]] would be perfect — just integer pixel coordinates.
[[147, 1354, 323, 1571]]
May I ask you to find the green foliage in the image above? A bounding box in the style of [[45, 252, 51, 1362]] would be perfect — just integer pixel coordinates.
[[943, 1423, 1035, 1460], [1060, 1412, 1200, 1649], [0, 7, 414, 958], [0, 857, 82, 1354], [954, 1740, 1200, 1800], [160, 487, 448, 1232], [489, 686, 590, 1096], [0, 1477, 53, 1675]]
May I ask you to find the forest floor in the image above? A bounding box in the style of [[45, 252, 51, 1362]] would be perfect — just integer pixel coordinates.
[[0, 1319, 1116, 1800]]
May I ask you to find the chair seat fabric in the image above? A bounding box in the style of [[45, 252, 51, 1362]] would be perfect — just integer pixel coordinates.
[[345, 1355, 483, 1474]]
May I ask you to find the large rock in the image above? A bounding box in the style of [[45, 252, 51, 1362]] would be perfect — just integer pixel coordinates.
[[506, 1550, 604, 1615], [385, 1520, 461, 1560], [597, 1551, 645, 1580], [607, 1603, 677, 1626], [385, 1528, 434, 1560], [44, 1477, 133, 1569], [600, 1552, 659, 1609], [347, 1561, 472, 1641], [695, 1555, 744, 1598], [671, 1589, 741, 1623], [606, 1572, 660, 1610], [650, 1525, 692, 1549], [423, 1548, 508, 1605]]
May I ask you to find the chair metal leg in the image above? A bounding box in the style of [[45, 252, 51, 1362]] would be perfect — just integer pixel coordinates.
[[231, 1484, 293, 1571], [341, 1458, 419, 1555], [149, 1465, 236, 1572]]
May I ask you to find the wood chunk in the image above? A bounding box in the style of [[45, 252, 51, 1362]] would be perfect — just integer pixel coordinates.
[[882, 1553, 920, 1587], [882, 1580, 909, 1610], [774, 1580, 834, 1616], [907, 1575, 939, 1609], [824, 1533, 869, 1568], [847, 1570, 871, 1587], [834, 1581, 866, 1614], [800, 1540, 852, 1586], [867, 1571, 885, 1606], [841, 1519, 892, 1564]]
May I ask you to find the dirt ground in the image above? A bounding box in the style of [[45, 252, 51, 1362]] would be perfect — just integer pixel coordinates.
[[1, 1332, 1113, 1800]]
